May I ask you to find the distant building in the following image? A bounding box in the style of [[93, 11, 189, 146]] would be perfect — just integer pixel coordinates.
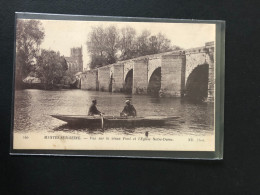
[[65, 47, 83, 73]]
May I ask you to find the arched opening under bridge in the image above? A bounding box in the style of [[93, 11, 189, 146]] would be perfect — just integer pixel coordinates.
[[109, 74, 113, 92], [124, 69, 133, 94], [147, 67, 161, 96], [185, 64, 209, 102]]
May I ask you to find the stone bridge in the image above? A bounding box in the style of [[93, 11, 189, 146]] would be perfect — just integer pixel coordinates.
[[81, 42, 214, 101]]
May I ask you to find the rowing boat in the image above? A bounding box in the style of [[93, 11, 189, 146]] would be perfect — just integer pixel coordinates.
[[51, 115, 180, 128]]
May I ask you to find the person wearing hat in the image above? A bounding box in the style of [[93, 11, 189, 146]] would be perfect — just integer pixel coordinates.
[[120, 100, 137, 117], [88, 99, 102, 116]]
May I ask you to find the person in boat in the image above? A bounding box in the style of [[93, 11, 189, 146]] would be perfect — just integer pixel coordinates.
[[88, 99, 102, 116], [120, 100, 137, 117]]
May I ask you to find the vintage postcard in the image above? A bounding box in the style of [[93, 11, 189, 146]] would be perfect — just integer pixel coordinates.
[[11, 13, 224, 159]]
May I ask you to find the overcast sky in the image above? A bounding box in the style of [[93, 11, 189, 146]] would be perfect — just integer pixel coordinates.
[[35, 19, 215, 69]]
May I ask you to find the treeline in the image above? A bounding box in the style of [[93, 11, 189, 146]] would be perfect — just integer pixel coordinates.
[[16, 20, 69, 89], [87, 26, 181, 69]]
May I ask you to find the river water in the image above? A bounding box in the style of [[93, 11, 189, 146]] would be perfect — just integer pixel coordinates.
[[14, 89, 214, 137]]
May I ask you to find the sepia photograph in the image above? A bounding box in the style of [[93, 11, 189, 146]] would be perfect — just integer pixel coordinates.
[[2, 0, 258, 193], [11, 13, 224, 157]]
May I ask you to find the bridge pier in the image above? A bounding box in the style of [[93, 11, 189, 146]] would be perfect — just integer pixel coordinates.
[[98, 66, 111, 92], [111, 64, 124, 92], [132, 59, 148, 94], [160, 54, 186, 97]]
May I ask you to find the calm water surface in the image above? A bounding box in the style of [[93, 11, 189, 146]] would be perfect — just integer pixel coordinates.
[[14, 89, 214, 136]]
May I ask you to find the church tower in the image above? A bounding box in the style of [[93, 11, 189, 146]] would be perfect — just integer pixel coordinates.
[[70, 46, 83, 72]]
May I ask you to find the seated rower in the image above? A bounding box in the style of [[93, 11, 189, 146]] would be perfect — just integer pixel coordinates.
[[88, 99, 103, 116], [120, 100, 137, 117]]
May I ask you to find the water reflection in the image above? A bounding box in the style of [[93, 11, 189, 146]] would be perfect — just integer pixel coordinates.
[[14, 89, 214, 136]]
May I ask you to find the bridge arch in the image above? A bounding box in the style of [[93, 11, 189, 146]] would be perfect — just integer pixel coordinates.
[[147, 67, 161, 96], [109, 73, 113, 92], [124, 69, 133, 93], [147, 58, 161, 83], [185, 63, 209, 101]]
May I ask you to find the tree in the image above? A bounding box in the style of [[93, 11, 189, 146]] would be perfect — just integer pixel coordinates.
[[36, 49, 68, 89], [148, 33, 172, 54], [87, 25, 120, 68], [87, 26, 182, 69], [119, 26, 137, 60], [15, 19, 45, 87], [135, 30, 151, 56], [87, 26, 106, 59], [104, 26, 120, 64]]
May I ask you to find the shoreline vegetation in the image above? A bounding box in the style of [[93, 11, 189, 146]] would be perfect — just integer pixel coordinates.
[[17, 78, 81, 90]]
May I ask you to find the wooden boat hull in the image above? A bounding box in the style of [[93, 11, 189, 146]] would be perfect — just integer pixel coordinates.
[[51, 115, 180, 128]]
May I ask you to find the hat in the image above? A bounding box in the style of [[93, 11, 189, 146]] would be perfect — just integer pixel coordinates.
[[125, 100, 130, 104]]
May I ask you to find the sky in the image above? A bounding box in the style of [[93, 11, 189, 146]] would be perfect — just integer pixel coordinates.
[[29, 19, 215, 70]]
